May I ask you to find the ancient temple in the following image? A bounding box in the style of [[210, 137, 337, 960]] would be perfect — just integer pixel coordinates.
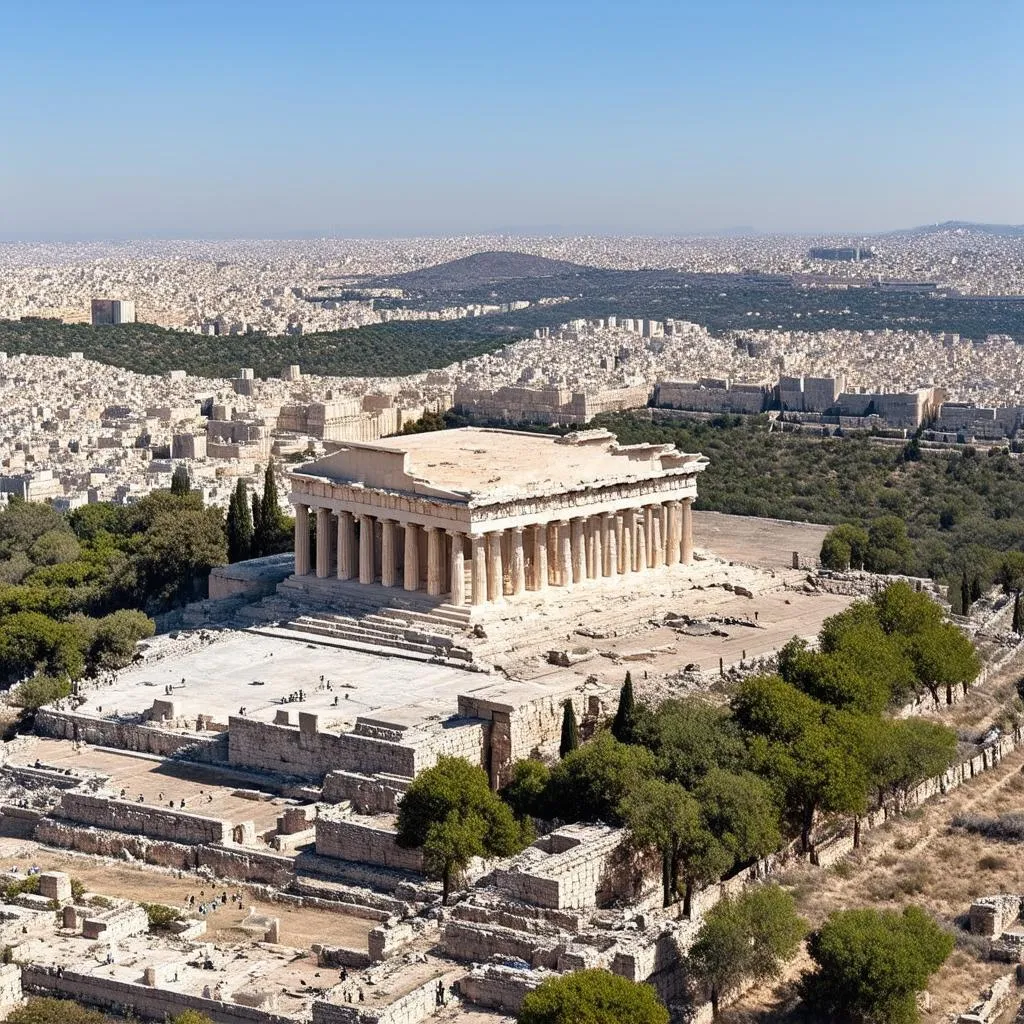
[[287, 427, 708, 608]]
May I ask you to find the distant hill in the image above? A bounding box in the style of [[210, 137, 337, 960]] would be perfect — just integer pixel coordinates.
[[376, 251, 593, 292], [893, 221, 1024, 239]]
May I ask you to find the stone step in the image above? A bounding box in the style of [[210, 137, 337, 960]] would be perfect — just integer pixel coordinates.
[[248, 625, 462, 667], [287, 620, 442, 658], [292, 614, 458, 654]]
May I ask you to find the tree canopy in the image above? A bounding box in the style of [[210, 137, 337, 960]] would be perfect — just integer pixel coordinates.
[[801, 906, 953, 1024], [518, 969, 668, 1024]]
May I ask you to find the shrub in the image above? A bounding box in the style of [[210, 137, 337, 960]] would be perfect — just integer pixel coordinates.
[[7, 997, 108, 1024], [142, 902, 183, 931]]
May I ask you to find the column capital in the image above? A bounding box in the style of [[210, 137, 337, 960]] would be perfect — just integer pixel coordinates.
[[666, 499, 681, 508], [511, 524, 525, 535], [469, 532, 485, 542], [446, 527, 464, 538]]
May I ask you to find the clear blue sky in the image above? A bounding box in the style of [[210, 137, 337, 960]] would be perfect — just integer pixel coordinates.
[[1, 0, 1022, 240]]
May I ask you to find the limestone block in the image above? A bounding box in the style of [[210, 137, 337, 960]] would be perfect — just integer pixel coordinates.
[[38, 871, 72, 905]]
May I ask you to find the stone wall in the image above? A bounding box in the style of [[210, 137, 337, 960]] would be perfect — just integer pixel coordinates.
[[228, 717, 418, 780], [322, 771, 411, 814], [35, 709, 227, 763], [21, 966, 296, 1024], [315, 816, 423, 873], [34, 819, 295, 886], [59, 793, 231, 845], [459, 965, 542, 1015], [311, 973, 446, 1024]]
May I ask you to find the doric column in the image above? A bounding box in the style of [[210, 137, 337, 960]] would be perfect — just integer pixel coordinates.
[[470, 533, 487, 606], [426, 527, 444, 596], [665, 501, 681, 567], [510, 527, 526, 596], [602, 513, 617, 577], [633, 508, 646, 573], [403, 523, 420, 591], [448, 531, 465, 605], [649, 505, 664, 568], [315, 507, 331, 578], [547, 523, 558, 586], [558, 520, 573, 590], [586, 517, 602, 580], [380, 519, 398, 587], [358, 514, 375, 584], [294, 503, 310, 576], [532, 524, 548, 590], [338, 511, 355, 579], [486, 531, 504, 602], [620, 511, 633, 575], [681, 497, 694, 565], [644, 506, 654, 568], [571, 518, 586, 584]]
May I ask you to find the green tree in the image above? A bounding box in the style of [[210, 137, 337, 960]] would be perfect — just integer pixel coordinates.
[[518, 969, 668, 1024], [29, 530, 81, 566], [396, 757, 527, 903], [170, 465, 191, 496], [87, 609, 155, 673], [226, 479, 253, 563], [908, 621, 981, 705], [0, 610, 88, 684], [172, 1013, 217, 1024], [864, 515, 914, 575], [6, 998, 108, 1024], [801, 906, 953, 1024], [612, 671, 636, 742], [695, 768, 781, 867], [0, 499, 69, 557], [546, 732, 656, 824], [864, 718, 957, 812], [559, 700, 579, 758], [257, 460, 288, 555], [632, 697, 745, 790], [9, 673, 72, 711], [688, 885, 806, 1018], [820, 523, 869, 571], [620, 777, 728, 911], [250, 489, 264, 557], [501, 758, 551, 820]]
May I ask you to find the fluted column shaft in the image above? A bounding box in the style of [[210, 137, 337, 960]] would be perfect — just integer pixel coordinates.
[[665, 502, 681, 567], [358, 514, 374, 584], [681, 498, 694, 565], [532, 524, 548, 590], [338, 511, 355, 579], [294, 503, 310, 576], [316, 507, 331, 578], [620, 511, 633, 575], [426, 527, 444, 596], [602, 513, 617, 577], [448, 531, 466, 605], [403, 523, 420, 590], [558, 521, 573, 590], [571, 518, 586, 584], [380, 519, 397, 587], [633, 509, 646, 573], [587, 517, 602, 580], [649, 505, 664, 568], [486, 531, 504, 602], [510, 527, 526, 596], [471, 534, 487, 606]]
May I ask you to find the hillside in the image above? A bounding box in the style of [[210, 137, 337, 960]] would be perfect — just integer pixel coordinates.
[[375, 251, 593, 292]]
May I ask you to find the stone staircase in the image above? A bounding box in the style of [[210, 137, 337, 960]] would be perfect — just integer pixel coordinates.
[[235, 578, 481, 669]]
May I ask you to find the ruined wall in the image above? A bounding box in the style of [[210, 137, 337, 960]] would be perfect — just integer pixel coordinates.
[[35, 709, 227, 763], [311, 974, 444, 1024], [227, 717, 418, 779], [22, 966, 295, 1024], [59, 793, 231, 844], [322, 771, 411, 814], [34, 819, 295, 885], [315, 816, 423, 873]]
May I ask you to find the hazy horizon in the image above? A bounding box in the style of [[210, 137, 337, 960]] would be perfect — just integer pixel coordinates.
[[2, 0, 1022, 241]]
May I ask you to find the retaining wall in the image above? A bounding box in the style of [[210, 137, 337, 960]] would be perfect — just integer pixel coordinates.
[[59, 792, 231, 844], [35, 709, 227, 763], [21, 965, 296, 1024], [315, 817, 423, 873]]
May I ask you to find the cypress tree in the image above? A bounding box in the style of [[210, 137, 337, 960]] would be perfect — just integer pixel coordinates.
[[259, 461, 281, 554], [559, 700, 579, 758], [970, 575, 982, 603], [226, 488, 242, 563], [235, 478, 253, 560], [170, 465, 190, 496], [1014, 592, 1023, 634], [960, 572, 972, 615], [612, 671, 636, 742], [251, 490, 264, 557]]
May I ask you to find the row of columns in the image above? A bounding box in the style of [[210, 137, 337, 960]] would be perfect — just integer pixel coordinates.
[[293, 499, 694, 608]]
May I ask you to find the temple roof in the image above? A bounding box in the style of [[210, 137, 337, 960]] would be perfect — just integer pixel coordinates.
[[292, 427, 707, 505]]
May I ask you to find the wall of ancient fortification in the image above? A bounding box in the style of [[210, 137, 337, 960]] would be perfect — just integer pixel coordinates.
[[59, 793, 231, 845], [315, 816, 424, 873]]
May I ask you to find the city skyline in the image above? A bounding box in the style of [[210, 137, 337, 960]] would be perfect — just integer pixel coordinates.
[[2, 0, 1022, 240]]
